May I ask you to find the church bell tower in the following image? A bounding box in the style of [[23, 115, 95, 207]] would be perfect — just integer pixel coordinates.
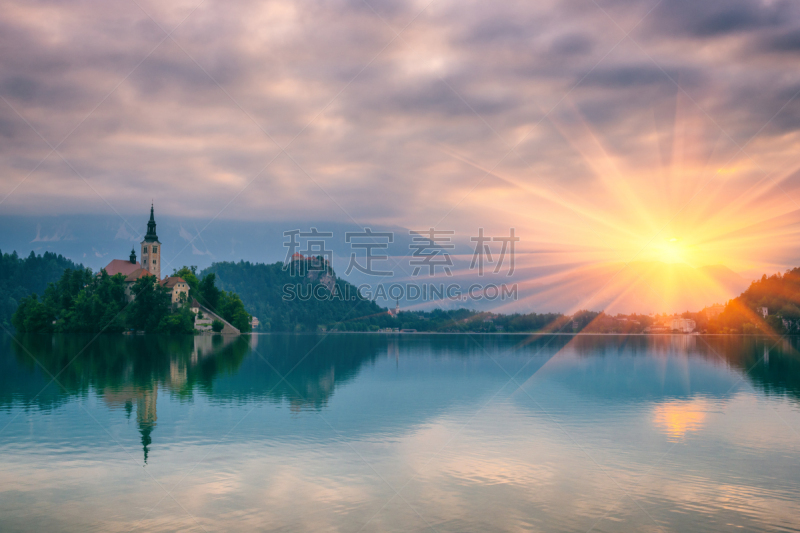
[[140, 203, 161, 280]]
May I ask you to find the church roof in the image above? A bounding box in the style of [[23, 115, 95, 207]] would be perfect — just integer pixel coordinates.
[[159, 276, 187, 288], [124, 268, 154, 283], [103, 259, 142, 277]]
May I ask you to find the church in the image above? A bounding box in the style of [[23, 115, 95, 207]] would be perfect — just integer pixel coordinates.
[[102, 205, 189, 305]]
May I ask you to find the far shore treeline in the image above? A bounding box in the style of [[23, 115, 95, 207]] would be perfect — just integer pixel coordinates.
[[4, 248, 800, 335]]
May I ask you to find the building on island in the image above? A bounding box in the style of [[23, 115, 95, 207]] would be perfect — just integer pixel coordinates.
[[103, 204, 162, 282], [160, 277, 189, 305], [104, 205, 174, 304], [99, 205, 242, 335], [123, 268, 154, 302], [140, 204, 162, 280], [102, 248, 141, 277]]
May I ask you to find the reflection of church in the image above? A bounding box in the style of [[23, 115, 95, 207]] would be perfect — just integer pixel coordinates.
[[100, 334, 245, 463], [103, 385, 159, 463]]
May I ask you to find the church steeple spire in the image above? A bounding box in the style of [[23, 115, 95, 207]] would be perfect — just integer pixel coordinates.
[[130, 247, 137, 264], [144, 203, 158, 242]]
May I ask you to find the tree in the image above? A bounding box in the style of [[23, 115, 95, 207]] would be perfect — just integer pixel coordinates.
[[199, 273, 221, 310], [157, 306, 195, 334], [128, 276, 172, 332], [12, 293, 54, 333], [0, 249, 83, 328], [211, 319, 224, 333]]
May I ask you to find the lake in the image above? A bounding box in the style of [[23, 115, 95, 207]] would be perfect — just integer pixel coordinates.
[[1, 333, 799, 532]]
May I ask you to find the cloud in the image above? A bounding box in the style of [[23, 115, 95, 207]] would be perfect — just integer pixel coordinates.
[[178, 225, 213, 257], [114, 222, 139, 241], [648, 0, 796, 38], [1, 0, 800, 284]]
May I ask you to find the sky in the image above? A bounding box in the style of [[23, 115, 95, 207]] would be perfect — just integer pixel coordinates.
[[2, 0, 800, 311]]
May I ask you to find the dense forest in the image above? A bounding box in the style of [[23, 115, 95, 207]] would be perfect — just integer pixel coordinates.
[[0, 250, 83, 329], [709, 269, 800, 334], [12, 265, 251, 334], [202, 259, 583, 333], [202, 260, 394, 332]]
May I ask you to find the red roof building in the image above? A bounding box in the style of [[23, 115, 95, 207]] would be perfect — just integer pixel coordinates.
[[159, 276, 186, 289], [160, 276, 190, 305], [103, 259, 142, 277], [124, 268, 154, 283]]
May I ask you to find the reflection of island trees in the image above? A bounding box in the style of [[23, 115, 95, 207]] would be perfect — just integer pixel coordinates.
[[210, 335, 386, 411], [6, 333, 252, 462], [564, 334, 800, 404], [700, 336, 800, 403], [2, 333, 391, 460]]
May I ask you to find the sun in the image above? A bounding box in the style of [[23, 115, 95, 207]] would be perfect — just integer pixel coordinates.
[[655, 237, 687, 264]]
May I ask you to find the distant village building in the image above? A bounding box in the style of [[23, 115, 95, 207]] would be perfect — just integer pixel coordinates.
[[250, 316, 260, 329], [670, 317, 696, 333], [759, 307, 769, 318]]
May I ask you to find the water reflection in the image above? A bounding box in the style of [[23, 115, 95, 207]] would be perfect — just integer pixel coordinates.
[[1, 333, 799, 532]]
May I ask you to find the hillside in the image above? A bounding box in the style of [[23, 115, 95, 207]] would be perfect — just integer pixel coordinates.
[[711, 268, 800, 334], [0, 250, 84, 328], [202, 259, 395, 332]]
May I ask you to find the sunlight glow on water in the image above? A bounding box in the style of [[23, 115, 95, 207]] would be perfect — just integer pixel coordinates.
[[1, 333, 799, 532]]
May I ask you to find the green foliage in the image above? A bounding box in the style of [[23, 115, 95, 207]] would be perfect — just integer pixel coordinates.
[[201, 261, 385, 332], [0, 250, 83, 329], [14, 269, 129, 334], [211, 319, 224, 333], [713, 269, 800, 333], [12, 266, 203, 335], [12, 293, 54, 333], [199, 273, 221, 310], [217, 292, 251, 332], [157, 305, 196, 334], [61, 271, 127, 333], [127, 276, 173, 332]]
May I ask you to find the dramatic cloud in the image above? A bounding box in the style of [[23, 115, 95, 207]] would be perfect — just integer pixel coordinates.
[[1, 0, 800, 284]]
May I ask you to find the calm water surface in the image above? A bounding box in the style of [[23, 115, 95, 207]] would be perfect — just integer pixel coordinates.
[[1, 333, 800, 532]]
